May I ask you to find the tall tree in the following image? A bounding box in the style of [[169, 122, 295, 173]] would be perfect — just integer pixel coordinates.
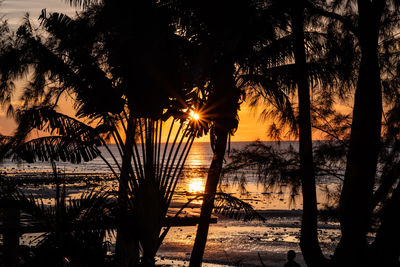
[[336, 2, 384, 264], [201, 0, 400, 265], [238, 1, 347, 265], [290, 1, 327, 266], [0, 2, 207, 265], [243, 1, 400, 265], [309, 1, 387, 264], [168, 1, 274, 265], [62, 1, 271, 265]]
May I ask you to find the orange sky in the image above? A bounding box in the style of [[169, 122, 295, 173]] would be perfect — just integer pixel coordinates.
[[0, 1, 273, 142], [203, 102, 270, 142], [0, 97, 272, 141], [0, 1, 352, 142], [1, 89, 350, 142]]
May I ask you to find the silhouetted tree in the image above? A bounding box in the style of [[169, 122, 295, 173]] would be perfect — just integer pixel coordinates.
[[225, 103, 400, 267], [219, 1, 400, 266], [290, 2, 327, 265], [166, 1, 276, 265], [0, 2, 207, 265], [336, 2, 384, 265], [0, 2, 265, 266], [304, 1, 400, 265], [237, 1, 350, 265]]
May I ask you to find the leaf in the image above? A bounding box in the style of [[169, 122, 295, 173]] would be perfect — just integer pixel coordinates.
[[214, 192, 265, 221], [15, 106, 104, 146], [8, 136, 101, 164]]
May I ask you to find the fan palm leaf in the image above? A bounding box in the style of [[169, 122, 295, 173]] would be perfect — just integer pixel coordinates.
[[6, 187, 113, 266]]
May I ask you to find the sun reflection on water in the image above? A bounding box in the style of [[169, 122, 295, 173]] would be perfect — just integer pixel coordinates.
[[185, 142, 211, 168], [187, 178, 205, 194]]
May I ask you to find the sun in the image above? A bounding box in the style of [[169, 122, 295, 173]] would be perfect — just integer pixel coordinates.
[[189, 110, 200, 121]]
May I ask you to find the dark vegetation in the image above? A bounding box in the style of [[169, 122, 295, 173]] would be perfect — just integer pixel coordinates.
[[1, 0, 400, 266]]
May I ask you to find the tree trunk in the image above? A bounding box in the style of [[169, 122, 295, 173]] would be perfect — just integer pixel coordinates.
[[370, 182, 400, 267], [291, 2, 327, 267], [115, 169, 139, 267], [2, 202, 20, 267], [136, 181, 162, 266], [189, 129, 228, 267], [189, 58, 239, 267], [115, 117, 140, 267], [335, 1, 383, 265], [137, 121, 161, 266]]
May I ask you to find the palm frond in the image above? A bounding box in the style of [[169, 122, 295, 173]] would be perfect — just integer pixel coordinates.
[[9, 186, 112, 266], [10, 190, 54, 226], [8, 136, 101, 164], [15, 105, 105, 144], [214, 192, 265, 221], [67, 189, 113, 227], [1, 105, 106, 163], [11, 186, 113, 230]]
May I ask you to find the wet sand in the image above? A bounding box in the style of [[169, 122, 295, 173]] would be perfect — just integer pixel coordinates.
[[156, 210, 340, 267], [2, 171, 340, 266]]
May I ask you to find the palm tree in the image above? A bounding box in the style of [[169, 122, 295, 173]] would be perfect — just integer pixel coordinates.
[[58, 1, 272, 265], [164, 1, 277, 265], [0, 2, 208, 265]]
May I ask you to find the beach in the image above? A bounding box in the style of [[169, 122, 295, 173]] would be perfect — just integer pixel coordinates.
[[1, 141, 341, 266]]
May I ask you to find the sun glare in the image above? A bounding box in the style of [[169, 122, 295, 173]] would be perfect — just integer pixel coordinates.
[[189, 110, 200, 121], [187, 178, 205, 194]]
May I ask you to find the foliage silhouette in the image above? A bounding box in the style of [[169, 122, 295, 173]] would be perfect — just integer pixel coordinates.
[[235, 1, 351, 265], [0, 2, 206, 265], [2, 0, 400, 266], [0, 167, 113, 267], [224, 99, 400, 267], [305, 1, 400, 265], [165, 1, 278, 265], [0, 2, 264, 265]]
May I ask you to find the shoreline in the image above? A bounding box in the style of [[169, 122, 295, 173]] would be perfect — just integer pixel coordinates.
[[2, 171, 340, 266]]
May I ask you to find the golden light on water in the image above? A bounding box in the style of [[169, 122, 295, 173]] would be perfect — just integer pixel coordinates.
[[187, 178, 205, 193]]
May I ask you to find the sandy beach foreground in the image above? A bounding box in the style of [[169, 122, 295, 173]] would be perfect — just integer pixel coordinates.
[[3, 168, 340, 266], [156, 211, 341, 267]]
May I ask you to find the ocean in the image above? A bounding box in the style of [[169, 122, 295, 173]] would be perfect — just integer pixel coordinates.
[[1, 141, 307, 209], [1, 141, 257, 173]]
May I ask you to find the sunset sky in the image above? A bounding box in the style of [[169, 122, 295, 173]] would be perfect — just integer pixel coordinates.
[[0, 0, 277, 142], [0, 0, 332, 142]]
